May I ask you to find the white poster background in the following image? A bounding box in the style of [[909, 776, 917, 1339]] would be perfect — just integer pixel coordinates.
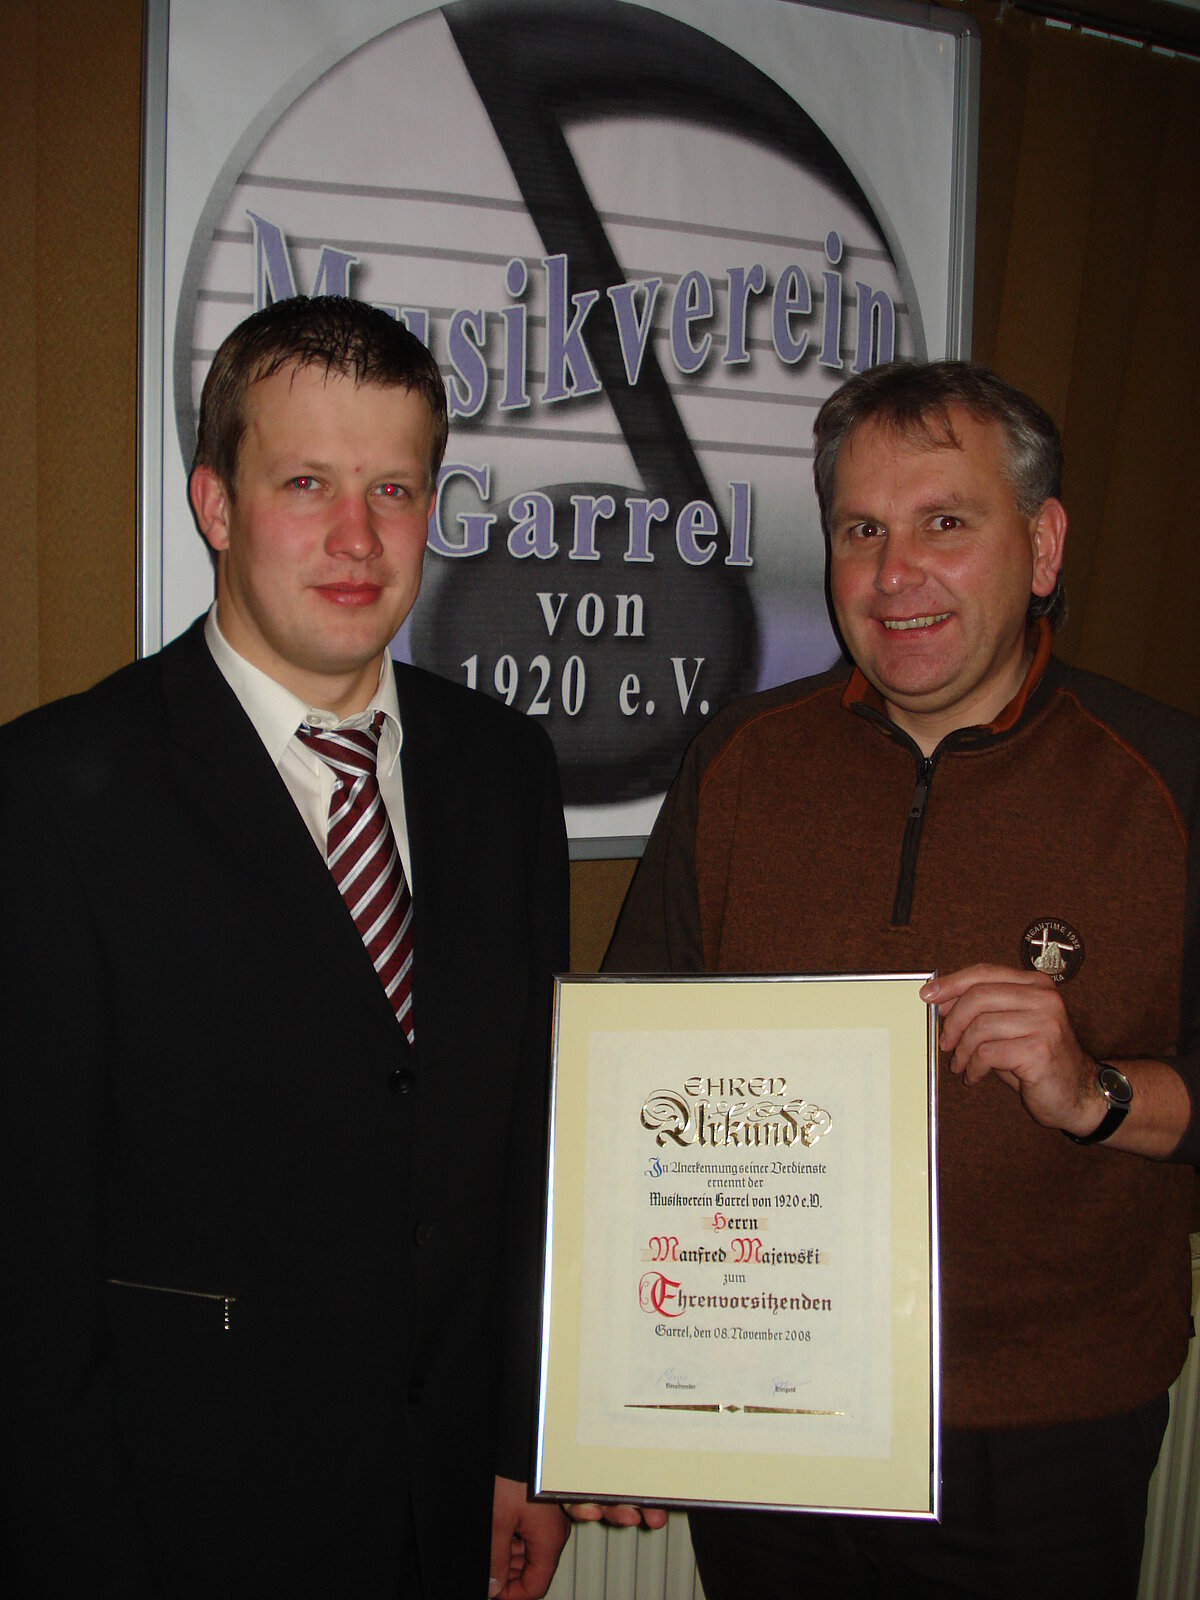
[[143, 0, 976, 851]]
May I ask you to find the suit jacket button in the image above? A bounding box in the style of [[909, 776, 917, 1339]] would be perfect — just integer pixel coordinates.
[[414, 1221, 434, 1248], [389, 1069, 415, 1095]]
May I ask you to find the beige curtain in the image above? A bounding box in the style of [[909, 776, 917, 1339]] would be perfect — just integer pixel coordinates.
[[963, 0, 1200, 713]]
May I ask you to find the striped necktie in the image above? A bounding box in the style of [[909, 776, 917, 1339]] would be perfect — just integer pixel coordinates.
[[297, 713, 414, 1043]]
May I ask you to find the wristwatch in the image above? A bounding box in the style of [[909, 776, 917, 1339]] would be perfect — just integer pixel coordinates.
[[1065, 1064, 1133, 1145]]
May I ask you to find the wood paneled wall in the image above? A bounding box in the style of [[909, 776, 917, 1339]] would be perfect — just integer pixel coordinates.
[[0, 0, 142, 723]]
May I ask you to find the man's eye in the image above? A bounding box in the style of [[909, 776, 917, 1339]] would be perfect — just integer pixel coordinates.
[[376, 482, 407, 500], [847, 521, 883, 540], [932, 515, 961, 532], [288, 476, 318, 492]]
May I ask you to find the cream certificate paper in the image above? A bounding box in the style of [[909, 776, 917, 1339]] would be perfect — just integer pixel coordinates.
[[535, 975, 939, 1516]]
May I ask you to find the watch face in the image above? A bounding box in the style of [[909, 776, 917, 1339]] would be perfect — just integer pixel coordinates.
[[1098, 1066, 1133, 1109]]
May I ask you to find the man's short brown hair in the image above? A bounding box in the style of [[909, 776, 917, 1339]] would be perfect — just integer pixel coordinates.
[[192, 295, 449, 494], [813, 360, 1066, 629]]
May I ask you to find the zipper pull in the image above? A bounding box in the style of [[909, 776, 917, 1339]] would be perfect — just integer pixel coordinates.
[[909, 758, 933, 820]]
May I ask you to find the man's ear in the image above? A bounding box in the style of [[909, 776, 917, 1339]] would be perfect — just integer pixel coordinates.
[[189, 466, 232, 554], [1031, 497, 1067, 598]]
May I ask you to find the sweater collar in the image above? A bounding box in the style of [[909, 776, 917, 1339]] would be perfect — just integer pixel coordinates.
[[840, 618, 1055, 745]]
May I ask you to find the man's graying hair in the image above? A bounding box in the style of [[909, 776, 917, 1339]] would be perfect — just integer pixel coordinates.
[[192, 295, 449, 494], [813, 360, 1066, 630]]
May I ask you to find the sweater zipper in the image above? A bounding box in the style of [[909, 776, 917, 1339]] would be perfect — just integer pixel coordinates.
[[891, 753, 936, 927]]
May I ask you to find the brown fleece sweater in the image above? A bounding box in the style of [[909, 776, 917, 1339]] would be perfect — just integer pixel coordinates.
[[607, 624, 1199, 1429]]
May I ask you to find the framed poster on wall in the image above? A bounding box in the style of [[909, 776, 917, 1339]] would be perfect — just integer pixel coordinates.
[[140, 0, 979, 854]]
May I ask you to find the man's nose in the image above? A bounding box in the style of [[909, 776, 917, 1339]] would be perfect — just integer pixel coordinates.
[[873, 532, 923, 593], [325, 493, 382, 559]]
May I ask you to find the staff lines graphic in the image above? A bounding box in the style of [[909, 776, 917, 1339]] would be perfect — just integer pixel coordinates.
[[236, 168, 899, 265]]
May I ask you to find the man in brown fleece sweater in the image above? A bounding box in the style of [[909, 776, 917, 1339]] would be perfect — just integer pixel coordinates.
[[605, 362, 1199, 1599]]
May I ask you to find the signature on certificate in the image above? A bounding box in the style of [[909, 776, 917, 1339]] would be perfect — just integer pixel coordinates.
[[659, 1367, 697, 1391]]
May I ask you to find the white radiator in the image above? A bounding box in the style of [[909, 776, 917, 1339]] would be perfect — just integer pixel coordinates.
[[1138, 1233, 1200, 1600], [545, 1512, 702, 1600], [549, 1236, 1200, 1600]]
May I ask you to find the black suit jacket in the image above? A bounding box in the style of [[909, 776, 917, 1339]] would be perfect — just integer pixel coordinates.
[[0, 620, 569, 1598]]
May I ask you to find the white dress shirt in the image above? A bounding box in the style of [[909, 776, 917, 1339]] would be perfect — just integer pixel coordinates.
[[204, 606, 413, 889]]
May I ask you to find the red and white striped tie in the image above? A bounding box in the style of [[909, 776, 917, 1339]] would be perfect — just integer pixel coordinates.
[[298, 714, 414, 1043]]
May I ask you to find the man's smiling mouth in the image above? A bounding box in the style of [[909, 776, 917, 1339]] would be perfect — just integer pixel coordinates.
[[882, 613, 951, 632]]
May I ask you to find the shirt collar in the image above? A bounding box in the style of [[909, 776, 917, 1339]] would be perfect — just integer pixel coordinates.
[[204, 604, 403, 773]]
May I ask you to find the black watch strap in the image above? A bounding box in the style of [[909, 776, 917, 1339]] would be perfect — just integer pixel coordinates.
[[1065, 1065, 1133, 1146]]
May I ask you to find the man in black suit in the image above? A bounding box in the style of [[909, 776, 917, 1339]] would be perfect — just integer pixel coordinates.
[[0, 297, 570, 1598]]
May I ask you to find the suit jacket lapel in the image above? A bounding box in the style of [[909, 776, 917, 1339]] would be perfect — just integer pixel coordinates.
[[394, 664, 470, 1037], [158, 622, 407, 1043]]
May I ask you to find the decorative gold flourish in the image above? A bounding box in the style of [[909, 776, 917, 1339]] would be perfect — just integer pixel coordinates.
[[624, 1402, 844, 1415]]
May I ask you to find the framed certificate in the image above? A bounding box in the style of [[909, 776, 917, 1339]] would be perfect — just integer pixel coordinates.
[[534, 973, 939, 1517]]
